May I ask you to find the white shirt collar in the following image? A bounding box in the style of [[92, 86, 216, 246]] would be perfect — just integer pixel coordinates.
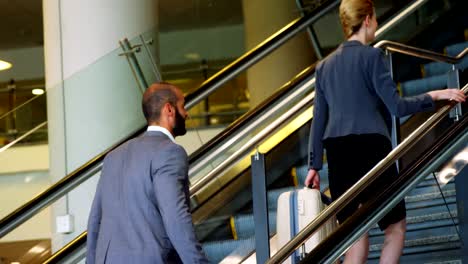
[[147, 126, 175, 143]]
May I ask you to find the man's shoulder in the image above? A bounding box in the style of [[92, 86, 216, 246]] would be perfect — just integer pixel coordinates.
[[162, 142, 188, 159]]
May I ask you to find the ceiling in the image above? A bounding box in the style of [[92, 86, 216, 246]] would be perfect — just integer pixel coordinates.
[[0, 0, 243, 50], [0, 0, 43, 50]]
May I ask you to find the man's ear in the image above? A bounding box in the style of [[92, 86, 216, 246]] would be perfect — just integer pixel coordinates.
[[164, 102, 175, 117]]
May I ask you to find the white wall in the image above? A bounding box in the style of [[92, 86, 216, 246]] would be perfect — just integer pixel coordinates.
[[0, 144, 50, 242], [0, 145, 49, 174], [43, 0, 160, 251], [0, 170, 51, 242]]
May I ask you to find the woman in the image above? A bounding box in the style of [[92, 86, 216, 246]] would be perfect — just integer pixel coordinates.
[[304, 0, 466, 263]]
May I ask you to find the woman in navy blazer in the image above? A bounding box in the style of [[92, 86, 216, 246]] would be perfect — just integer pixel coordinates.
[[304, 0, 466, 263]]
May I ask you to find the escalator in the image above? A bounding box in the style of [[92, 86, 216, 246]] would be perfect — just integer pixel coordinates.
[[1, 0, 467, 263], [268, 82, 468, 264]]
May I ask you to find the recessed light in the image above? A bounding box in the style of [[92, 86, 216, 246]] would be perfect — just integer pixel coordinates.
[[184, 53, 201, 60], [32, 88, 45, 95], [0, 60, 12, 71]]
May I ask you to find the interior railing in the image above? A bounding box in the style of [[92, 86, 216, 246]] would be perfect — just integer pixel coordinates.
[[42, 40, 468, 264], [0, 0, 344, 240], [267, 43, 468, 263], [0, 0, 446, 262]]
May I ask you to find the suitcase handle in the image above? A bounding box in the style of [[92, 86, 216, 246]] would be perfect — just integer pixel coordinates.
[[306, 184, 332, 205]]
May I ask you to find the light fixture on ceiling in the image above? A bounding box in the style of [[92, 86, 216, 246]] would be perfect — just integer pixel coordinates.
[[0, 60, 12, 71], [32, 88, 45, 95], [184, 53, 201, 60]]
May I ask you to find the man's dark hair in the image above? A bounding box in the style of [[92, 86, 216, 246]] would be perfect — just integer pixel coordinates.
[[142, 82, 178, 124]]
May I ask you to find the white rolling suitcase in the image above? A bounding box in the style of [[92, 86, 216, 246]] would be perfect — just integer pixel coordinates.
[[276, 187, 336, 264]]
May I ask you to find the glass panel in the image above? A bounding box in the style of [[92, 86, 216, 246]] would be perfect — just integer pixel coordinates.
[[3, 0, 461, 263], [0, 40, 144, 259], [0, 93, 47, 148], [284, 118, 466, 263], [0, 171, 99, 263], [193, 0, 466, 261], [380, 0, 467, 166]]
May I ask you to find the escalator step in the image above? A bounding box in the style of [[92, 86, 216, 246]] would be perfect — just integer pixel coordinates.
[[445, 41, 468, 56], [400, 74, 447, 97], [231, 213, 277, 239], [203, 237, 254, 264], [423, 57, 468, 77]]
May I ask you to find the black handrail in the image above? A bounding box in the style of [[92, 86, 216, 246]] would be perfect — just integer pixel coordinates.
[[378, 40, 468, 64], [301, 108, 468, 263], [44, 102, 468, 264], [40, 63, 320, 264], [0, 0, 341, 239], [268, 82, 468, 263], [184, 0, 340, 109], [188, 63, 317, 163]]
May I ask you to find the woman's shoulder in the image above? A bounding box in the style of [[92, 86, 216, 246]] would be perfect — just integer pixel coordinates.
[[362, 45, 384, 58]]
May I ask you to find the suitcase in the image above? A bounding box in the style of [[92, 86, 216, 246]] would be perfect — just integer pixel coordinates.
[[276, 187, 336, 264]]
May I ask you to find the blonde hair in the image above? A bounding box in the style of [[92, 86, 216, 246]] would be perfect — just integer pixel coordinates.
[[339, 0, 375, 39]]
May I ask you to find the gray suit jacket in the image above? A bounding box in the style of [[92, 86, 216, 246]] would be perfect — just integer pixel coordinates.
[[87, 131, 209, 264], [309, 41, 435, 170]]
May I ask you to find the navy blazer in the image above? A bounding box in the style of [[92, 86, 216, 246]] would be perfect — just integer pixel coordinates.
[[87, 131, 209, 264], [309, 41, 434, 170]]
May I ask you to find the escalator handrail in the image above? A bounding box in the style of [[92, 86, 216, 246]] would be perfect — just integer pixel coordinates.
[[188, 64, 316, 164], [377, 40, 468, 64], [0, 0, 341, 239], [267, 83, 468, 264], [302, 105, 468, 263], [41, 0, 450, 259], [184, 0, 340, 109], [190, 38, 468, 202]]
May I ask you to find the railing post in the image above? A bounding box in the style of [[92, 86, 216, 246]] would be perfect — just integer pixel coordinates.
[[456, 166, 468, 262], [119, 38, 149, 93], [295, 0, 323, 59], [386, 51, 401, 171], [447, 66, 462, 121], [448, 66, 466, 261], [251, 150, 270, 263]]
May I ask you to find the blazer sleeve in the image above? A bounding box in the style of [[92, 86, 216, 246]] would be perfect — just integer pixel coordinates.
[[308, 71, 328, 170], [86, 157, 108, 264], [153, 144, 210, 264], [368, 48, 434, 117]]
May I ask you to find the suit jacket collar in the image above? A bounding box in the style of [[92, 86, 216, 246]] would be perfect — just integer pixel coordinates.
[[341, 40, 364, 48], [144, 131, 176, 143]]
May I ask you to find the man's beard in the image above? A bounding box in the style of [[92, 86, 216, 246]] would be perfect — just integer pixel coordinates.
[[173, 108, 187, 137]]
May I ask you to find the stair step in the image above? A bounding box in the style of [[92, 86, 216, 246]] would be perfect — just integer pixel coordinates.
[[368, 249, 462, 264], [369, 234, 460, 256], [445, 41, 468, 56], [406, 189, 456, 203], [423, 58, 468, 77], [400, 74, 447, 96], [203, 237, 254, 264]]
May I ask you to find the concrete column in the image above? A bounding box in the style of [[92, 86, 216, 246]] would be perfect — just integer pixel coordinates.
[[43, 0, 158, 251], [242, 0, 316, 107]]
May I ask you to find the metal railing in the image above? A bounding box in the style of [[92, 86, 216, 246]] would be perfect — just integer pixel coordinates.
[[267, 84, 468, 263], [378, 40, 468, 64]]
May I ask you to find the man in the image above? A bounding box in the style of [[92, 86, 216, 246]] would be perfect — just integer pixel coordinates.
[[87, 82, 210, 263]]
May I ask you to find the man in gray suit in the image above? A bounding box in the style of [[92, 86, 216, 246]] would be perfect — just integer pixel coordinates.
[[87, 82, 210, 263]]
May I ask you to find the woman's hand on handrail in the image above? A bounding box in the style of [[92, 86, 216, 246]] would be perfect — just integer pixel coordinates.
[[427, 88, 466, 103]]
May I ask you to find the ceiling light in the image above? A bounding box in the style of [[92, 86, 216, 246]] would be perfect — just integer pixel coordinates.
[[32, 88, 44, 95], [184, 53, 200, 60], [0, 60, 12, 71]]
